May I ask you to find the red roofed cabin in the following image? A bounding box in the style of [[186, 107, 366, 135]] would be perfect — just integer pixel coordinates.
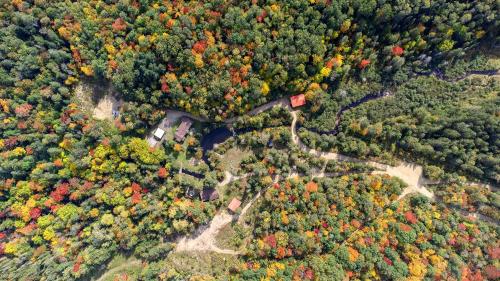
[[227, 198, 242, 213], [290, 94, 306, 108], [175, 117, 193, 142]]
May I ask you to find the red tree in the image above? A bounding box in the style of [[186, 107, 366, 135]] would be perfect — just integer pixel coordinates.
[[192, 40, 207, 54], [359, 59, 371, 69], [158, 167, 168, 178], [30, 208, 42, 219], [161, 80, 170, 93], [392, 46, 404, 56], [404, 211, 417, 224], [14, 104, 33, 117], [131, 192, 142, 204], [131, 183, 141, 193], [50, 182, 70, 202], [264, 234, 277, 248], [257, 11, 267, 22], [112, 18, 127, 32]]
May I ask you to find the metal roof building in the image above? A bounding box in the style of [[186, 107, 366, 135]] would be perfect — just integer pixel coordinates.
[[175, 117, 193, 142], [290, 94, 306, 108]]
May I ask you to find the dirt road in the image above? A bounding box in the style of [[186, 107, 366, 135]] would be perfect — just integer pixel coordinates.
[[175, 210, 239, 255], [174, 103, 436, 256], [290, 111, 434, 200], [175, 171, 247, 255]]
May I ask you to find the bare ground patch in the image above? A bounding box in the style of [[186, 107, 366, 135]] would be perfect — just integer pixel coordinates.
[[93, 94, 123, 120], [74, 79, 123, 120]]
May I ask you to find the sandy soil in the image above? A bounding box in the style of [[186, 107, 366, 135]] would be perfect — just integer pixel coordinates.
[[169, 73, 500, 255], [218, 171, 249, 187], [175, 172, 269, 255], [97, 71, 498, 281], [93, 94, 123, 120], [175, 210, 239, 255], [74, 80, 123, 121]]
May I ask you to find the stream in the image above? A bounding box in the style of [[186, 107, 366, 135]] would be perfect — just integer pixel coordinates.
[[200, 127, 233, 153], [199, 90, 391, 156], [96, 68, 499, 280], [198, 68, 499, 151], [415, 69, 499, 82], [304, 90, 392, 135], [180, 68, 500, 178]]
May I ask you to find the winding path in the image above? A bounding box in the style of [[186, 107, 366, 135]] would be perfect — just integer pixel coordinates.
[[218, 171, 250, 188], [289, 111, 434, 200], [169, 69, 499, 256], [151, 69, 499, 130], [174, 107, 435, 256], [224, 97, 290, 124], [90, 68, 499, 281], [175, 210, 240, 255], [175, 171, 249, 255]]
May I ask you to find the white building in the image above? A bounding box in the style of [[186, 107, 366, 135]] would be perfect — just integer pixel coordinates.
[[153, 128, 165, 140]]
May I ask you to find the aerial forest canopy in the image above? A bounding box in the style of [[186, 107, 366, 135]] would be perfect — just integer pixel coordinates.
[[59, 0, 498, 121], [0, 0, 499, 280]]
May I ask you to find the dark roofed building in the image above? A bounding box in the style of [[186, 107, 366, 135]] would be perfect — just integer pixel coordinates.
[[175, 117, 193, 142], [200, 188, 219, 201], [185, 187, 199, 199]]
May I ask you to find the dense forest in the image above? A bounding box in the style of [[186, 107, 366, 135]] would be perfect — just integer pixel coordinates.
[[238, 176, 498, 280], [0, 0, 499, 280], [299, 75, 499, 184], [60, 0, 497, 122]]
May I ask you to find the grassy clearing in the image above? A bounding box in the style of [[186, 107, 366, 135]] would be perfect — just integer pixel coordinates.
[[214, 223, 249, 252], [484, 52, 500, 68], [163, 125, 176, 143], [460, 79, 499, 108], [219, 177, 248, 207], [72, 79, 104, 113], [173, 145, 207, 174], [219, 147, 251, 175], [163, 252, 239, 280], [166, 122, 208, 173], [94, 254, 142, 281], [106, 254, 129, 269]]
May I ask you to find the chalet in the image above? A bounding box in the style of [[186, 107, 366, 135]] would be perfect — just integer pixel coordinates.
[[290, 94, 306, 108], [200, 188, 219, 201], [175, 117, 193, 142], [227, 198, 242, 213], [153, 128, 165, 141]]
